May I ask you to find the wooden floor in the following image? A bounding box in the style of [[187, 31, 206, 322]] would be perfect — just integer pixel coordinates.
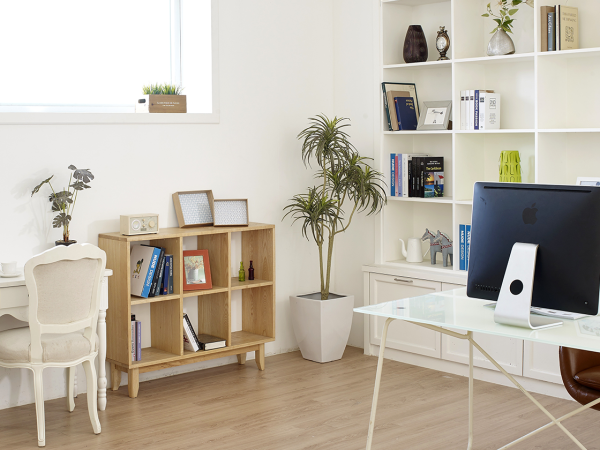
[[1, 346, 599, 449]]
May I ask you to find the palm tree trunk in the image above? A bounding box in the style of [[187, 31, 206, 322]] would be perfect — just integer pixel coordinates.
[[323, 234, 335, 300]]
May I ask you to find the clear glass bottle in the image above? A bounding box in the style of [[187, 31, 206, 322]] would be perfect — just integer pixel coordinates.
[[238, 261, 245, 282], [248, 260, 255, 280]]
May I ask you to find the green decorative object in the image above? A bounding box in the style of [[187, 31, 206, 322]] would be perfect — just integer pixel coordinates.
[[238, 261, 245, 282], [499, 150, 522, 183]]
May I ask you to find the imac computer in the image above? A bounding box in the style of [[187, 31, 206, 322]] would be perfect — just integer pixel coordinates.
[[467, 182, 600, 329]]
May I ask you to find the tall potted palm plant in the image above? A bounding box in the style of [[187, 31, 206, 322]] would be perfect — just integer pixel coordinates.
[[284, 115, 386, 362]]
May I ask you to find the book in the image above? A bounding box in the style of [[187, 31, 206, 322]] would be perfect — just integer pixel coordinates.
[[396, 154, 402, 196], [466, 224, 472, 271], [459, 224, 466, 271], [402, 154, 409, 197], [386, 90, 410, 131], [474, 90, 480, 130], [541, 6, 555, 52], [478, 90, 486, 131], [548, 12, 556, 51], [460, 91, 466, 130], [167, 255, 174, 294], [469, 90, 475, 130], [483, 93, 501, 130], [197, 334, 226, 351], [394, 97, 418, 130], [557, 5, 578, 51], [130, 245, 161, 298], [131, 315, 136, 362], [161, 255, 171, 295], [147, 247, 165, 297], [390, 154, 396, 196], [182, 313, 201, 352], [421, 157, 444, 198], [135, 320, 142, 361]]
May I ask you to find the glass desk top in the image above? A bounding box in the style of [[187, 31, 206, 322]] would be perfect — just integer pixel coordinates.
[[354, 288, 600, 353]]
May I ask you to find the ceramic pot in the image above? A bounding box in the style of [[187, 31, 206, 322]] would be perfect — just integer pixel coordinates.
[[55, 240, 77, 246], [403, 25, 428, 63], [290, 292, 354, 363], [487, 29, 515, 56]]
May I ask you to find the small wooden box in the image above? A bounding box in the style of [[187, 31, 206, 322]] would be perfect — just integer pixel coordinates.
[[136, 95, 187, 113]]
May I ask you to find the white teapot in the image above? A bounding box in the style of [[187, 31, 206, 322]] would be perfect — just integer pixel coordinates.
[[399, 238, 426, 263]]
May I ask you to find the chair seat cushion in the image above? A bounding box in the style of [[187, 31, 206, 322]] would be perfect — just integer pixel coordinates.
[[0, 327, 97, 363], [574, 366, 600, 390]]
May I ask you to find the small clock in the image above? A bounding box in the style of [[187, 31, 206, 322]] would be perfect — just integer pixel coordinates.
[[120, 214, 159, 236], [436, 26, 450, 61]]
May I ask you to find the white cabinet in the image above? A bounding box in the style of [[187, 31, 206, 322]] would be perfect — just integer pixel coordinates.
[[369, 273, 442, 358], [523, 342, 562, 384], [439, 281, 523, 376]]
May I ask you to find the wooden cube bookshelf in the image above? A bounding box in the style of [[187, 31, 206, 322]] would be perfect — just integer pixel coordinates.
[[98, 222, 275, 398]]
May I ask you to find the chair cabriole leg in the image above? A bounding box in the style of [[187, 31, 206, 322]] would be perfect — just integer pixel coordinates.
[[83, 359, 101, 434]]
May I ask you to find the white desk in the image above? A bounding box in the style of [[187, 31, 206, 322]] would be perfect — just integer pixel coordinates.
[[0, 269, 112, 411], [355, 288, 600, 450]]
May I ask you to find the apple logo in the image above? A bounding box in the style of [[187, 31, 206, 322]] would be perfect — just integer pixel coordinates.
[[522, 203, 538, 225]]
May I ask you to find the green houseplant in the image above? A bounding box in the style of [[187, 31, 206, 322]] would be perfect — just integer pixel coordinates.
[[483, 0, 534, 56], [31, 165, 95, 246], [284, 115, 386, 300]]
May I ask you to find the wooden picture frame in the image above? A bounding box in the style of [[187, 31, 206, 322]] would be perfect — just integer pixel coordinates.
[[172, 190, 215, 228], [213, 199, 249, 227], [183, 250, 212, 290]]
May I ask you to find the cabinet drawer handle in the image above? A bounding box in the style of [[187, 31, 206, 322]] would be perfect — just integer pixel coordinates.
[[393, 278, 413, 284]]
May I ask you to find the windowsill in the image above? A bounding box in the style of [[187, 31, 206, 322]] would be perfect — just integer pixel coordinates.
[[0, 112, 220, 125]]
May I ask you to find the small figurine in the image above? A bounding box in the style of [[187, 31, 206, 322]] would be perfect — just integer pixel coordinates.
[[421, 228, 442, 265], [238, 261, 245, 282], [432, 230, 453, 267]]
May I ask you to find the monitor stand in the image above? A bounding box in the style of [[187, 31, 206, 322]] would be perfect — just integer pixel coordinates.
[[494, 242, 563, 330]]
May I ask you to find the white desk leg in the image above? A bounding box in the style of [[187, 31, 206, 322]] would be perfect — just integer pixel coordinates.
[[97, 308, 107, 411], [467, 331, 473, 450], [366, 317, 394, 450]]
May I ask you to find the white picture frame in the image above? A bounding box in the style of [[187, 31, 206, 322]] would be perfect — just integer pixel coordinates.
[[576, 177, 600, 187], [417, 100, 452, 131]]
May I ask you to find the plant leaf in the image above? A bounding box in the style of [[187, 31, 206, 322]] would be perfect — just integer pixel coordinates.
[[71, 167, 94, 183], [481, 13, 489, 17], [70, 180, 90, 191], [508, 8, 518, 15], [52, 213, 71, 229], [31, 175, 54, 197]]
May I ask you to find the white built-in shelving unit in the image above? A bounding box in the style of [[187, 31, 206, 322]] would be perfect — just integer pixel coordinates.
[[375, 0, 600, 279]]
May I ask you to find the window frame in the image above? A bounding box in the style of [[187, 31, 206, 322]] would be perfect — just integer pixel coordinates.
[[0, 0, 219, 125]]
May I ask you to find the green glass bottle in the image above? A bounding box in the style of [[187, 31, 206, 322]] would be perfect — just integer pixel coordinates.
[[238, 261, 245, 282]]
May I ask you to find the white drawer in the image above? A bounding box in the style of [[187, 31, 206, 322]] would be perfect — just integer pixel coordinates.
[[0, 286, 28, 309]]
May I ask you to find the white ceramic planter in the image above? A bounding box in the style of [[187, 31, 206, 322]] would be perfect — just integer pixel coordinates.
[[290, 292, 355, 363]]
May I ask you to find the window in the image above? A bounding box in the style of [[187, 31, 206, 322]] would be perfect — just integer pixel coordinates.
[[0, 0, 217, 119]]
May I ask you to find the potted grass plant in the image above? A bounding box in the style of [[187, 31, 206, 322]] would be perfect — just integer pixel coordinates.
[[284, 115, 386, 363], [136, 83, 186, 113], [31, 165, 95, 246]]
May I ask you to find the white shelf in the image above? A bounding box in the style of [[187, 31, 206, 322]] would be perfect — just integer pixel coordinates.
[[385, 259, 461, 275], [382, 0, 448, 5], [383, 130, 452, 135], [454, 200, 473, 206], [454, 53, 535, 65], [537, 47, 600, 60], [538, 128, 600, 133], [383, 60, 452, 70], [454, 129, 535, 134], [388, 196, 453, 204]]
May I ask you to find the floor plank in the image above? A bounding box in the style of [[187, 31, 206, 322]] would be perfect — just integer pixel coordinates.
[[0, 347, 599, 449]]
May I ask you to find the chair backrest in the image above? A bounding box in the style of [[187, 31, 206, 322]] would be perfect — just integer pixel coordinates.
[[24, 244, 106, 363]]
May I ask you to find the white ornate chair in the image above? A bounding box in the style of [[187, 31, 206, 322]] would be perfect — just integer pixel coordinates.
[[0, 244, 105, 447]]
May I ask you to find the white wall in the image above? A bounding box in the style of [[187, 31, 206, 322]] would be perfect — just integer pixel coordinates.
[[0, 0, 336, 409]]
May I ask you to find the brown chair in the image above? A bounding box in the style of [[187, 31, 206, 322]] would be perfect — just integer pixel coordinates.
[[559, 346, 600, 411]]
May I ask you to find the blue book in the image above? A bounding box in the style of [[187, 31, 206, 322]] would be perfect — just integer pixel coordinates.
[[466, 225, 472, 271], [390, 153, 396, 196], [548, 13, 556, 51], [161, 256, 170, 295], [141, 248, 161, 298], [474, 91, 480, 130], [394, 97, 418, 130], [459, 224, 466, 271]]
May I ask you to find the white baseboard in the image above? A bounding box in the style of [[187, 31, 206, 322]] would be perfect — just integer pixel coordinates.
[[367, 344, 572, 401]]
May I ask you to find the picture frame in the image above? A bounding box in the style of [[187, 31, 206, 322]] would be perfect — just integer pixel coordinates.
[[417, 100, 452, 131], [213, 199, 249, 227], [183, 250, 212, 290], [172, 190, 215, 228], [576, 177, 600, 187]]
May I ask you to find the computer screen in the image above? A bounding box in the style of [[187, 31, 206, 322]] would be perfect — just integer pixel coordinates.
[[466, 182, 600, 316]]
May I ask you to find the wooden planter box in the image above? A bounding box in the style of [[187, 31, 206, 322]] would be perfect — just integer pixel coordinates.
[[136, 95, 187, 113]]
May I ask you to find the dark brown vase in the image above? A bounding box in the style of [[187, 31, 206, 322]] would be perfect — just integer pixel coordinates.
[[403, 25, 428, 64]]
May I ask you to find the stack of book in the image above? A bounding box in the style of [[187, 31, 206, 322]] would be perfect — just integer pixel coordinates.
[[130, 245, 174, 298], [131, 314, 141, 361], [541, 6, 578, 52], [382, 82, 419, 131], [458, 224, 472, 271], [390, 154, 444, 198], [183, 313, 226, 352], [460, 90, 500, 131]]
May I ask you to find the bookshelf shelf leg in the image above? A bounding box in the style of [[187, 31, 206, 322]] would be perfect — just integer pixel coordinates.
[[256, 344, 265, 371], [237, 353, 247, 365], [97, 308, 107, 410], [110, 363, 121, 391], [128, 368, 139, 398]]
